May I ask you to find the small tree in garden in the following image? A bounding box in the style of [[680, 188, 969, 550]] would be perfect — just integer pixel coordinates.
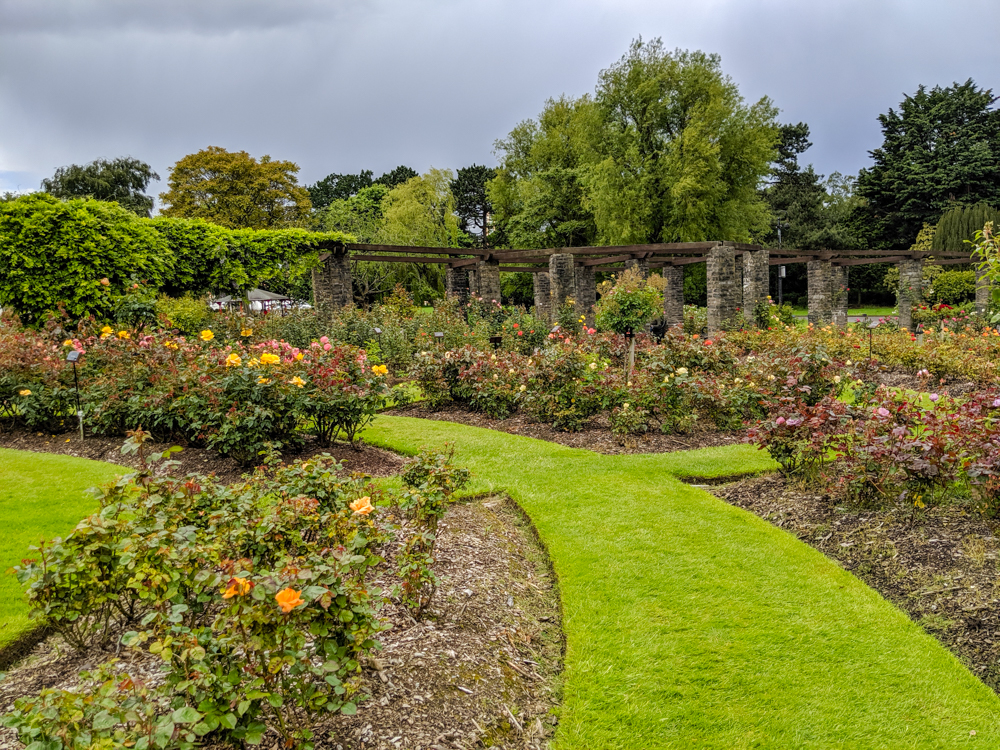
[[972, 221, 1000, 323], [594, 267, 665, 375]]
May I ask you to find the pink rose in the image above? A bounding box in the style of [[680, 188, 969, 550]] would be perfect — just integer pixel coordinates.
[[877, 407, 890, 417], [320, 336, 329, 344], [323, 343, 331, 351], [929, 393, 939, 402], [776, 417, 786, 425]]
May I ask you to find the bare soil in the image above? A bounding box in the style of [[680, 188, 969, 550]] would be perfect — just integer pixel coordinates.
[[387, 403, 744, 455], [865, 367, 980, 397], [0, 496, 563, 750], [711, 473, 1000, 691], [0, 430, 406, 484]]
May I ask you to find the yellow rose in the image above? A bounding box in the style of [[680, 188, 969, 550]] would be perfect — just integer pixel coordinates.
[[257, 376, 270, 384], [295, 353, 304, 361], [260, 353, 280, 365], [117, 330, 130, 340], [63, 339, 73, 347], [18, 389, 31, 396], [289, 376, 305, 388], [200, 330, 214, 342], [350, 496, 374, 515], [225, 353, 242, 367], [240, 328, 253, 337]]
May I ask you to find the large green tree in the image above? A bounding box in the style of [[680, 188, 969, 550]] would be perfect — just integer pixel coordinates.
[[451, 164, 496, 247], [306, 166, 417, 211], [315, 184, 390, 242], [489, 39, 778, 248], [41, 156, 159, 217], [488, 96, 600, 249], [159, 146, 312, 230], [854, 79, 1000, 250]]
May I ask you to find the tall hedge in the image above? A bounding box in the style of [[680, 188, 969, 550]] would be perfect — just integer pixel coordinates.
[[0, 194, 172, 323], [0, 194, 353, 323]]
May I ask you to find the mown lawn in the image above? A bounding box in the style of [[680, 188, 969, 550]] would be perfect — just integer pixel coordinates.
[[364, 415, 1000, 748], [0, 448, 121, 650]]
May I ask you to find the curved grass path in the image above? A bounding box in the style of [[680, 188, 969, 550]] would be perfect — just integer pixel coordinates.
[[0, 448, 121, 652], [364, 416, 1000, 749]]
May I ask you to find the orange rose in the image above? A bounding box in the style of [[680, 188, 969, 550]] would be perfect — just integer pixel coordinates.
[[275, 587, 305, 614], [349, 496, 373, 515], [222, 577, 251, 599]]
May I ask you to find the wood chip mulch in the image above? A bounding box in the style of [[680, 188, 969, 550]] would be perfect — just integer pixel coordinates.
[[0, 430, 407, 484], [0, 495, 563, 750], [386, 403, 744, 454], [710, 473, 1000, 691]]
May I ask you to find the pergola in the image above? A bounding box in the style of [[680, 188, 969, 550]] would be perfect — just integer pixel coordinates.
[[311, 241, 980, 333]]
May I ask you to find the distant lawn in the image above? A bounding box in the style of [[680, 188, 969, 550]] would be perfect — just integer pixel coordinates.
[[790, 306, 897, 317], [364, 415, 1000, 748], [0, 448, 121, 649]]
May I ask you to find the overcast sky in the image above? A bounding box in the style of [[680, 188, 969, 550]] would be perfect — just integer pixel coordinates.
[[2, 0, 999, 204]]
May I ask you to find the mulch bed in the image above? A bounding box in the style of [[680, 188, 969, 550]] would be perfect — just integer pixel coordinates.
[[387, 403, 744, 455], [0, 430, 406, 484], [711, 474, 1000, 691], [864, 367, 981, 397], [0, 495, 563, 750]]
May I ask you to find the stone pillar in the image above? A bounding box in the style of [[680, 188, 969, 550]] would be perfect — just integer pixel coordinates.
[[807, 260, 832, 326], [549, 253, 576, 322], [706, 244, 738, 333], [311, 250, 353, 309], [445, 267, 469, 300], [662, 266, 685, 328], [831, 266, 849, 327], [976, 266, 991, 316], [897, 258, 922, 331], [742, 249, 769, 326], [467, 268, 479, 298], [574, 265, 597, 326], [533, 272, 552, 323], [476, 259, 501, 304], [624, 257, 649, 277]]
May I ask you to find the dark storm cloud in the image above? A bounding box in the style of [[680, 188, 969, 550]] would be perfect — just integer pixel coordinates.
[[2, 0, 999, 201]]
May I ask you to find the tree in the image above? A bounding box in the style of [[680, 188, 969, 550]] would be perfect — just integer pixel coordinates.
[[488, 96, 599, 249], [451, 165, 496, 247], [315, 184, 391, 243], [760, 123, 826, 248], [307, 170, 373, 210], [854, 79, 1000, 250], [932, 202, 1000, 251], [40, 157, 159, 217], [378, 169, 459, 248], [490, 39, 778, 248], [374, 165, 418, 189], [159, 146, 311, 230]]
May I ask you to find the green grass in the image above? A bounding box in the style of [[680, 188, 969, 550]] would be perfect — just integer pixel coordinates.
[[362, 416, 1000, 748], [790, 306, 897, 317], [0, 448, 121, 649]]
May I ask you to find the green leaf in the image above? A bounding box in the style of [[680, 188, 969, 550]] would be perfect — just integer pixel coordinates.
[[267, 693, 284, 708], [171, 706, 203, 724], [340, 702, 357, 716], [92, 710, 117, 730]]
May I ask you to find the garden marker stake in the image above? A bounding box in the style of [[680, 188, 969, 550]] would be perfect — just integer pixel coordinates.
[[67, 349, 83, 441]]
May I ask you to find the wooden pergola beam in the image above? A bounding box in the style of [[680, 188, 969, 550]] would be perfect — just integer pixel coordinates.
[[351, 255, 455, 264]]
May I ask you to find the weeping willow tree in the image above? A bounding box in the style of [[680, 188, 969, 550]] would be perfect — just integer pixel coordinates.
[[489, 39, 779, 248]]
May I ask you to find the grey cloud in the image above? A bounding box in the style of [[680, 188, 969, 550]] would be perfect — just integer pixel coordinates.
[[1, 0, 999, 200]]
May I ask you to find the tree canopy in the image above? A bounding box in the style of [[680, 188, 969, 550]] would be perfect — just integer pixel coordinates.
[[306, 166, 418, 211], [40, 156, 159, 217], [489, 39, 779, 248], [159, 146, 312, 230], [854, 79, 1000, 250], [451, 164, 496, 247], [932, 202, 1000, 251]]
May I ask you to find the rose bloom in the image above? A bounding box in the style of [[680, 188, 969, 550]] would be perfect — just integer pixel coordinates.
[[200, 330, 214, 342], [226, 353, 242, 367], [260, 353, 280, 365], [275, 588, 305, 614], [350, 496, 374, 515], [222, 577, 251, 598]]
